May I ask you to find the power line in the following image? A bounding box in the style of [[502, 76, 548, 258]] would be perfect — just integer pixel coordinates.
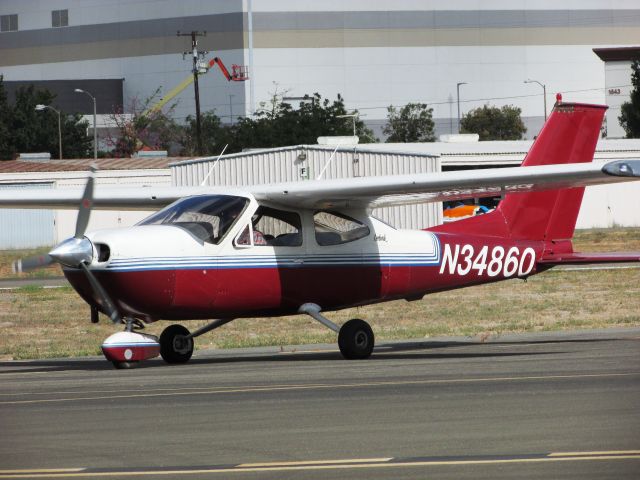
[[129, 83, 633, 123], [355, 84, 633, 110]]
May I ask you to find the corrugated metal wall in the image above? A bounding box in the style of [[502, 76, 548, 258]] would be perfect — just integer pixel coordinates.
[[171, 146, 443, 229], [0, 183, 55, 249]]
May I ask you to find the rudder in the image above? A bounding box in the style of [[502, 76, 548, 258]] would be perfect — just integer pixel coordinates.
[[431, 102, 606, 243]]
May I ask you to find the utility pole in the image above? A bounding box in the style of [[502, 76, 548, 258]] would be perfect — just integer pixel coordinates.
[[456, 82, 467, 134], [178, 30, 207, 155]]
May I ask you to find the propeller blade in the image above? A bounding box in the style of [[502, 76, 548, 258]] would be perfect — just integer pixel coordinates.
[[74, 166, 96, 239], [79, 262, 120, 324], [12, 254, 55, 273]]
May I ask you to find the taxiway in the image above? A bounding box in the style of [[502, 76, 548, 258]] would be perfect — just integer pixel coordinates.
[[0, 328, 639, 479]]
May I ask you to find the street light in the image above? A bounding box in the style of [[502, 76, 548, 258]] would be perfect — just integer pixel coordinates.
[[524, 79, 547, 121], [336, 113, 358, 137], [74, 88, 97, 160], [456, 82, 467, 134], [35, 104, 62, 160]]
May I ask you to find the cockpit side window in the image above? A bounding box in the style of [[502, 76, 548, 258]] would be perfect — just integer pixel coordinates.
[[314, 211, 370, 246], [236, 206, 303, 247], [138, 195, 248, 244]]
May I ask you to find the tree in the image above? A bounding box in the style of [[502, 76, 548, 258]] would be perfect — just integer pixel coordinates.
[[382, 103, 435, 142], [460, 104, 527, 141], [182, 111, 229, 156], [181, 92, 377, 155], [106, 90, 183, 157], [0, 77, 13, 159], [619, 59, 640, 138], [0, 80, 91, 160]]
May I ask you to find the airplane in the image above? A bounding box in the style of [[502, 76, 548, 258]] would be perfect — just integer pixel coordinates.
[[2, 100, 640, 368]]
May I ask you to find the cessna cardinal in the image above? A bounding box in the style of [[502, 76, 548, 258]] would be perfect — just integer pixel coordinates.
[[2, 101, 640, 368]]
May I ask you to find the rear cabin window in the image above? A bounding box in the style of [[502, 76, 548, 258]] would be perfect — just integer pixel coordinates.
[[314, 211, 370, 246]]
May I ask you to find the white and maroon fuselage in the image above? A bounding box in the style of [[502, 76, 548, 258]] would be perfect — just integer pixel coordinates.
[[64, 193, 546, 324]]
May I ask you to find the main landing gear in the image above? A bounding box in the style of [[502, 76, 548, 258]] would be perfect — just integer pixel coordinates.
[[298, 303, 375, 360]]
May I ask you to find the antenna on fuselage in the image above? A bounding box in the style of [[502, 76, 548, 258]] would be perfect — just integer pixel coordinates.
[[316, 143, 340, 180], [200, 144, 228, 186]]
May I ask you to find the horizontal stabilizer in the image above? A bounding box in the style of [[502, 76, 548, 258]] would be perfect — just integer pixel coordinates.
[[539, 252, 640, 266]]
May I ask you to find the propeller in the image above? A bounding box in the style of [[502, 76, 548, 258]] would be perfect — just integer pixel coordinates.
[[12, 254, 53, 274], [13, 166, 121, 324], [74, 165, 94, 239], [79, 263, 120, 323]]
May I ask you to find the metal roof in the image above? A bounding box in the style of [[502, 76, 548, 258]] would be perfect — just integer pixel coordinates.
[[169, 144, 439, 169], [0, 157, 178, 173], [170, 139, 640, 169]]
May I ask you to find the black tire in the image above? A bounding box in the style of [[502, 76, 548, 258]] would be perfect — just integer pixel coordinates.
[[112, 361, 138, 369], [160, 324, 194, 364], [338, 319, 374, 360]]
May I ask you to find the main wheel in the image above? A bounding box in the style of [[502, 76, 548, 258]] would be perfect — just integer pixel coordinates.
[[338, 319, 374, 360], [160, 324, 194, 364]]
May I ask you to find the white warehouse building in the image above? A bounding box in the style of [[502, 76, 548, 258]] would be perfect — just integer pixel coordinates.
[[1, 1, 639, 140]]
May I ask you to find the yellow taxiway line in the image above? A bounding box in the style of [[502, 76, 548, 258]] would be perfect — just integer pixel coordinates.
[[0, 451, 638, 478], [1, 371, 637, 406]]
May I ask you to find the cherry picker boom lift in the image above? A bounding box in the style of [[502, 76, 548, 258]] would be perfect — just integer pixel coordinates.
[[143, 57, 248, 116]]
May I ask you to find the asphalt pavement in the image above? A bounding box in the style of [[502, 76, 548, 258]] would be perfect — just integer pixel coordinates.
[[0, 328, 639, 479]]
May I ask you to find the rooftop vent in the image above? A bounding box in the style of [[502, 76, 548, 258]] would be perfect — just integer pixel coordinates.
[[19, 152, 51, 162], [317, 136, 359, 146], [438, 134, 480, 143], [134, 150, 168, 158]]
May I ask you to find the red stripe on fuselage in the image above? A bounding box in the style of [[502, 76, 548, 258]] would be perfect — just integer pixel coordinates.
[[64, 235, 544, 322]]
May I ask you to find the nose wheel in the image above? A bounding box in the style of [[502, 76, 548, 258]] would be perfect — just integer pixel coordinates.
[[160, 324, 194, 364]]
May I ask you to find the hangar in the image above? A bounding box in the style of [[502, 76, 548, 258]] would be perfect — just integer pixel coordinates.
[[2, 138, 639, 249]]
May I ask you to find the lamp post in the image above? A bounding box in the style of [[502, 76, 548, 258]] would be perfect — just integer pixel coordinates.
[[74, 88, 97, 160], [337, 113, 357, 137], [456, 82, 467, 134], [35, 104, 62, 160], [524, 79, 547, 121]]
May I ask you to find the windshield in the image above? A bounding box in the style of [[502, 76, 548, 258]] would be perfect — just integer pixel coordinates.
[[138, 195, 249, 244]]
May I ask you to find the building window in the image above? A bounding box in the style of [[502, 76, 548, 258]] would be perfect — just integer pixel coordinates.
[[0, 14, 18, 32], [52, 9, 68, 28]]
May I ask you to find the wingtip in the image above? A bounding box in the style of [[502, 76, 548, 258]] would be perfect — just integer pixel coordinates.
[[602, 160, 640, 177]]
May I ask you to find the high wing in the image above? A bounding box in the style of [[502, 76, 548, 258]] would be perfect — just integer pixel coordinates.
[[252, 159, 640, 209], [0, 160, 638, 211], [0, 186, 241, 210]]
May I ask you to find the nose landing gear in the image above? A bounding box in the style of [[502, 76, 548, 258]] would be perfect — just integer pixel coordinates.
[[159, 324, 194, 364]]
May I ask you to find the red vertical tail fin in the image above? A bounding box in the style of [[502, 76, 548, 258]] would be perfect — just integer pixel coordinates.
[[431, 103, 606, 243]]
